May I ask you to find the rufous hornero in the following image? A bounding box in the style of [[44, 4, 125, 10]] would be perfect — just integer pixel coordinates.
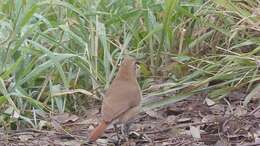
[[89, 56, 142, 141]]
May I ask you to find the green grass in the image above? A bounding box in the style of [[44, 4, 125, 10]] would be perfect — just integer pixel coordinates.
[[0, 0, 259, 128]]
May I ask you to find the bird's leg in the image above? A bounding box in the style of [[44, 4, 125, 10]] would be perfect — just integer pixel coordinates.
[[113, 123, 121, 141], [121, 122, 131, 141]]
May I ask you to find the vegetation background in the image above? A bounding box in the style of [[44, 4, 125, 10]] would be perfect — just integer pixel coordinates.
[[0, 0, 259, 129]]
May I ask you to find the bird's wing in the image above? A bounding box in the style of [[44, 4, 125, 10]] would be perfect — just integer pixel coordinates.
[[101, 80, 141, 122]]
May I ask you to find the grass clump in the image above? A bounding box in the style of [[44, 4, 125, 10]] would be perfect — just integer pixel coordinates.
[[0, 0, 259, 128]]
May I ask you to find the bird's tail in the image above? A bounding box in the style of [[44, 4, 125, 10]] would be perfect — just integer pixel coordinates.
[[89, 120, 108, 141]]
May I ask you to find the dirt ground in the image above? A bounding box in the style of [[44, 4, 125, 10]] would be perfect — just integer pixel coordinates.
[[0, 91, 259, 146]]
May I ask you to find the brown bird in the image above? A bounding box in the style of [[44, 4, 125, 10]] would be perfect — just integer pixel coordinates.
[[89, 56, 142, 142]]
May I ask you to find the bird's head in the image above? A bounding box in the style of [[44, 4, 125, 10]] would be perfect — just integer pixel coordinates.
[[118, 56, 140, 79]]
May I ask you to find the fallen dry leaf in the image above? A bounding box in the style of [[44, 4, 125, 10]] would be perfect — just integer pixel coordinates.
[[234, 106, 247, 117], [190, 126, 201, 139], [96, 138, 109, 146], [18, 135, 34, 142], [166, 115, 176, 124], [177, 117, 192, 123], [145, 110, 163, 119], [205, 98, 215, 106], [51, 113, 79, 124]]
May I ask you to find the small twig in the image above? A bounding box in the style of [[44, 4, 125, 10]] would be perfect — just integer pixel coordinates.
[[175, 121, 219, 129], [37, 74, 51, 101], [249, 105, 260, 115], [144, 121, 219, 135], [179, 28, 186, 55], [240, 142, 260, 146], [144, 127, 171, 134], [223, 97, 233, 115]]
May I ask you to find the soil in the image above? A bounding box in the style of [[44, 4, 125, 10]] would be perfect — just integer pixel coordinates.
[[0, 91, 260, 146]]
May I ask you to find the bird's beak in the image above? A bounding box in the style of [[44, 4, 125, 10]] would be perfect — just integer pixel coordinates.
[[135, 62, 141, 77], [117, 61, 122, 67]]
